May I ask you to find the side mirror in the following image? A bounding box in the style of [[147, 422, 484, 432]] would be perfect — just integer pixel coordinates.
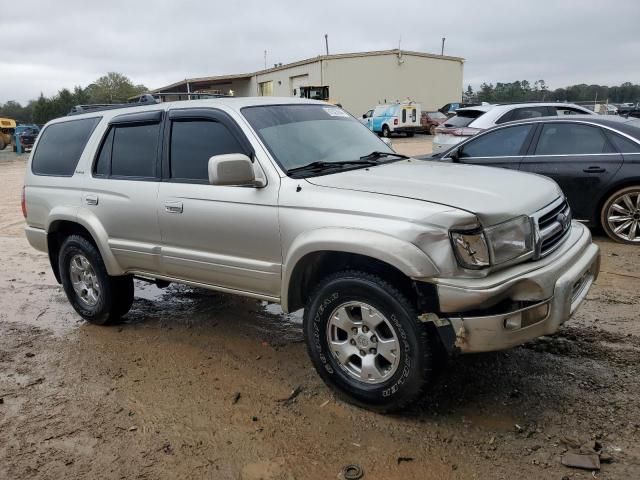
[[449, 146, 462, 162], [208, 154, 265, 187], [362, 114, 367, 118]]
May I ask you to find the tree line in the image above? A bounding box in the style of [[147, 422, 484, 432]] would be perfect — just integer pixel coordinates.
[[465, 81, 640, 104], [0, 73, 147, 124]]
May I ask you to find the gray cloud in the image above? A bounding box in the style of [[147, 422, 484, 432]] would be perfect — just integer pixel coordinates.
[[1, 0, 639, 104]]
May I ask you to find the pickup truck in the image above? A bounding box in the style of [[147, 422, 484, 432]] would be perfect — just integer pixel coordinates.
[[23, 97, 600, 412]]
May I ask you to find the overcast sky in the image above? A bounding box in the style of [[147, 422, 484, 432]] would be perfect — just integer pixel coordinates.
[[1, 0, 639, 104]]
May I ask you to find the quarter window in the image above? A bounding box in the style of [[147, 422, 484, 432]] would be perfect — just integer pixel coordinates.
[[535, 123, 612, 155], [32, 117, 100, 176], [458, 125, 533, 158], [170, 120, 245, 181], [605, 131, 640, 153]]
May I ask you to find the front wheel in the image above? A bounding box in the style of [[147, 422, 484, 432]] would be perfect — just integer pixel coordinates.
[[303, 271, 435, 412], [600, 186, 640, 244], [382, 125, 391, 138], [59, 235, 134, 325]]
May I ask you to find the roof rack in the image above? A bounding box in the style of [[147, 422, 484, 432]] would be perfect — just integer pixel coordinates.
[[67, 92, 235, 116]]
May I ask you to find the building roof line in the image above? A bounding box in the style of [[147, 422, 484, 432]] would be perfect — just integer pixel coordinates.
[[150, 48, 464, 93]]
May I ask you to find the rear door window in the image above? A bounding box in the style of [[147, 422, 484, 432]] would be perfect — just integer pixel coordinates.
[[31, 117, 100, 176], [497, 106, 553, 124], [534, 123, 613, 155], [459, 125, 534, 158]]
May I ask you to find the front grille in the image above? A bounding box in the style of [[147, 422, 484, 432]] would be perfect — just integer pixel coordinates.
[[535, 198, 572, 258]]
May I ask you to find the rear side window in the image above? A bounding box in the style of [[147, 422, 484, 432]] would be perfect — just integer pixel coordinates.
[[605, 131, 640, 153], [497, 106, 552, 124], [170, 120, 245, 181], [459, 125, 533, 158], [31, 117, 100, 176], [535, 123, 613, 155], [443, 110, 485, 128], [94, 122, 160, 178]]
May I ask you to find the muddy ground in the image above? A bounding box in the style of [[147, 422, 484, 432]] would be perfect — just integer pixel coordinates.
[[1, 140, 639, 479]]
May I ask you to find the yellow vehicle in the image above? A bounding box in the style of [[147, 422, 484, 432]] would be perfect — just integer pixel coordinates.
[[0, 118, 16, 150]]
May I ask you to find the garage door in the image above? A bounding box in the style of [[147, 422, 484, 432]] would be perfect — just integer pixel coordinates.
[[290, 75, 309, 97]]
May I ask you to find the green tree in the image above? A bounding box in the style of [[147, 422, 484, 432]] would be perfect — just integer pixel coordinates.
[[87, 72, 147, 103]]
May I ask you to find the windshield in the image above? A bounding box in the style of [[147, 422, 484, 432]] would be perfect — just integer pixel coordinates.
[[443, 110, 486, 128], [242, 104, 394, 174]]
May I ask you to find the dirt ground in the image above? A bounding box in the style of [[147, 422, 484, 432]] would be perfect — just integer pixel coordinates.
[[1, 139, 639, 479]]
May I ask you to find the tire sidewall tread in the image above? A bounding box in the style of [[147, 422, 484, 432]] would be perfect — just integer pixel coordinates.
[[303, 270, 433, 412]]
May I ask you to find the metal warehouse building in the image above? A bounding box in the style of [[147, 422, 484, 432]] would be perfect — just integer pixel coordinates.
[[151, 49, 464, 115]]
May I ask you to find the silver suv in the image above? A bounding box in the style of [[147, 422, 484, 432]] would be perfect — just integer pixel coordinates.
[[23, 98, 600, 411]]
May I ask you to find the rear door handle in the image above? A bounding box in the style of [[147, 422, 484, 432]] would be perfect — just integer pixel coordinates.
[[85, 194, 98, 206], [583, 166, 606, 173], [165, 201, 183, 214]]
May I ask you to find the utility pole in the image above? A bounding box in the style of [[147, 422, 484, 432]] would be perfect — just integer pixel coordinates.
[[264, 50, 267, 70], [441, 37, 446, 56], [324, 34, 329, 55]]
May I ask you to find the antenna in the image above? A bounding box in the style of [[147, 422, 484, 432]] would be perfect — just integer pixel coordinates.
[[324, 34, 329, 55]]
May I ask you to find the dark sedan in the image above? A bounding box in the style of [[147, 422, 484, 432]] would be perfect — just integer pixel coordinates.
[[420, 115, 640, 244]]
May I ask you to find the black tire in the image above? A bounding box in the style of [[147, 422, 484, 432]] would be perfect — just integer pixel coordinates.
[[382, 125, 391, 138], [0, 138, 5, 150], [58, 235, 134, 325], [600, 186, 640, 244], [303, 270, 435, 412], [429, 125, 436, 136], [406, 132, 414, 137]]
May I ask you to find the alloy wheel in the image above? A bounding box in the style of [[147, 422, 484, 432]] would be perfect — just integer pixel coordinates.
[[69, 254, 101, 306], [326, 301, 400, 384], [606, 189, 640, 243]]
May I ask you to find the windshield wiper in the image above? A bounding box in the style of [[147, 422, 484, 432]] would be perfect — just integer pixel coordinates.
[[359, 151, 409, 161], [287, 160, 379, 177]]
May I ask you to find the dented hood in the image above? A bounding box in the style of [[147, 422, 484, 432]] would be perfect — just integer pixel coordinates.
[[305, 159, 562, 225]]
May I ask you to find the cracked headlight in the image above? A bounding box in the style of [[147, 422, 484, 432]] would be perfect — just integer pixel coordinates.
[[451, 216, 534, 269]]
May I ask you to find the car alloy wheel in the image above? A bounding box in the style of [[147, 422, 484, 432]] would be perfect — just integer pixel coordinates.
[[606, 188, 640, 243], [326, 301, 400, 384], [68, 253, 101, 306]]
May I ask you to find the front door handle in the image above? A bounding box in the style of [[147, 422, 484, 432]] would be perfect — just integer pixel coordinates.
[[165, 201, 183, 214], [85, 194, 98, 206], [583, 166, 606, 173]]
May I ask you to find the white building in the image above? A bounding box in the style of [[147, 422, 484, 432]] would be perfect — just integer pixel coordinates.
[[151, 49, 464, 115]]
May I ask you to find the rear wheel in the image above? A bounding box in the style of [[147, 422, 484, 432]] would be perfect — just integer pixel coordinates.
[[59, 235, 134, 325], [601, 186, 640, 244], [429, 125, 436, 135], [303, 270, 435, 412], [382, 125, 391, 138]]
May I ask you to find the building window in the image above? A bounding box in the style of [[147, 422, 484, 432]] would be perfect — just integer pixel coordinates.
[[259, 81, 274, 96]]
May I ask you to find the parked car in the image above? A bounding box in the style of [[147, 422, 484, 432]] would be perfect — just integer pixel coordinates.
[[438, 102, 479, 116], [420, 110, 447, 135], [432, 102, 595, 154], [422, 115, 640, 244], [0, 117, 16, 150], [12, 124, 40, 152], [363, 101, 422, 137], [24, 98, 599, 412]]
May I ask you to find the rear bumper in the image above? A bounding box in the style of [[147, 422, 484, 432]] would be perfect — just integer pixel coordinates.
[[25, 226, 48, 253], [394, 126, 422, 133], [431, 223, 600, 353]]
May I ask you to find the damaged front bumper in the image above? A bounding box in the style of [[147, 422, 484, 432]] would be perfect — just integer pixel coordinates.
[[425, 222, 600, 354]]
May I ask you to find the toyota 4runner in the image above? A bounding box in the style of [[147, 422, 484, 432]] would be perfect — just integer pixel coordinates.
[[23, 98, 600, 412]]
